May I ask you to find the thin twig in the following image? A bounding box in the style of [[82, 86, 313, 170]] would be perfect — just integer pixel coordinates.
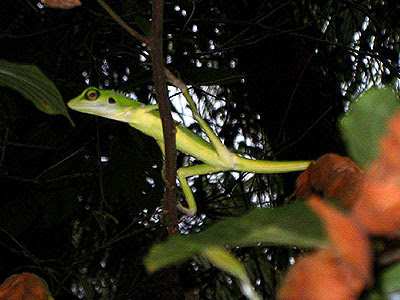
[[0, 128, 9, 168], [94, 117, 111, 212], [96, 0, 150, 45], [275, 106, 332, 156], [35, 146, 85, 179], [0, 141, 54, 150], [181, 0, 196, 34], [5, 171, 95, 184], [0, 228, 41, 264]]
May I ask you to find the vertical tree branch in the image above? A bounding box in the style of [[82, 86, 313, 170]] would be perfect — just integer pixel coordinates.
[[150, 0, 179, 235], [97, 0, 181, 234], [149, 2, 185, 299]]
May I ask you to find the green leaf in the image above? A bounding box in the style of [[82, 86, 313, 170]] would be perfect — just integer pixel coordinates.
[[340, 86, 399, 167], [380, 263, 400, 299], [144, 201, 327, 272], [0, 59, 75, 126], [203, 247, 262, 300]]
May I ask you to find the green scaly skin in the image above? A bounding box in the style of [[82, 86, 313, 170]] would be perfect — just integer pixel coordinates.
[[68, 87, 310, 216]]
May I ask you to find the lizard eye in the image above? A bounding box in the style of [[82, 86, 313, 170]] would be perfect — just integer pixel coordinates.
[[85, 89, 99, 101]]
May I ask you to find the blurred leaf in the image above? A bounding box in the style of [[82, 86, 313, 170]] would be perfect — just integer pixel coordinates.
[[0, 59, 75, 126], [0, 273, 54, 300], [144, 201, 327, 272], [340, 86, 399, 167], [362, 291, 386, 300], [380, 263, 400, 299], [203, 247, 262, 300], [41, 0, 81, 9]]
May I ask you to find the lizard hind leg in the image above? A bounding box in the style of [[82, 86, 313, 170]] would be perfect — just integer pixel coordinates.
[[157, 139, 225, 216], [155, 139, 197, 217], [177, 164, 225, 216]]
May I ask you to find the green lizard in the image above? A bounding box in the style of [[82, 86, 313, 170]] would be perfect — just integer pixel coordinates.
[[68, 87, 310, 216]]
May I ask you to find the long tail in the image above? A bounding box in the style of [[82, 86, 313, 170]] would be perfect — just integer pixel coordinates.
[[234, 156, 311, 173]]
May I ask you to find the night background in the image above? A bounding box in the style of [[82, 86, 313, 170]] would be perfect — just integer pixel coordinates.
[[1, 0, 400, 299]]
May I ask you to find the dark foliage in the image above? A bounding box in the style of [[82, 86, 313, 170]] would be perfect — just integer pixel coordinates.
[[0, 0, 400, 299]]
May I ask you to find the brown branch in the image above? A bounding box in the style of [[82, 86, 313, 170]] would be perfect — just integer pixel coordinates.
[[149, 2, 185, 299], [150, 0, 179, 235], [97, 0, 195, 235]]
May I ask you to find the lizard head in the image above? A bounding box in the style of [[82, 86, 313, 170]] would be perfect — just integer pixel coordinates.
[[67, 87, 139, 122]]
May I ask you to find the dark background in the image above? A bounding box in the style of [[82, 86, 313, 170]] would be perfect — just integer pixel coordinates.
[[0, 0, 399, 299]]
